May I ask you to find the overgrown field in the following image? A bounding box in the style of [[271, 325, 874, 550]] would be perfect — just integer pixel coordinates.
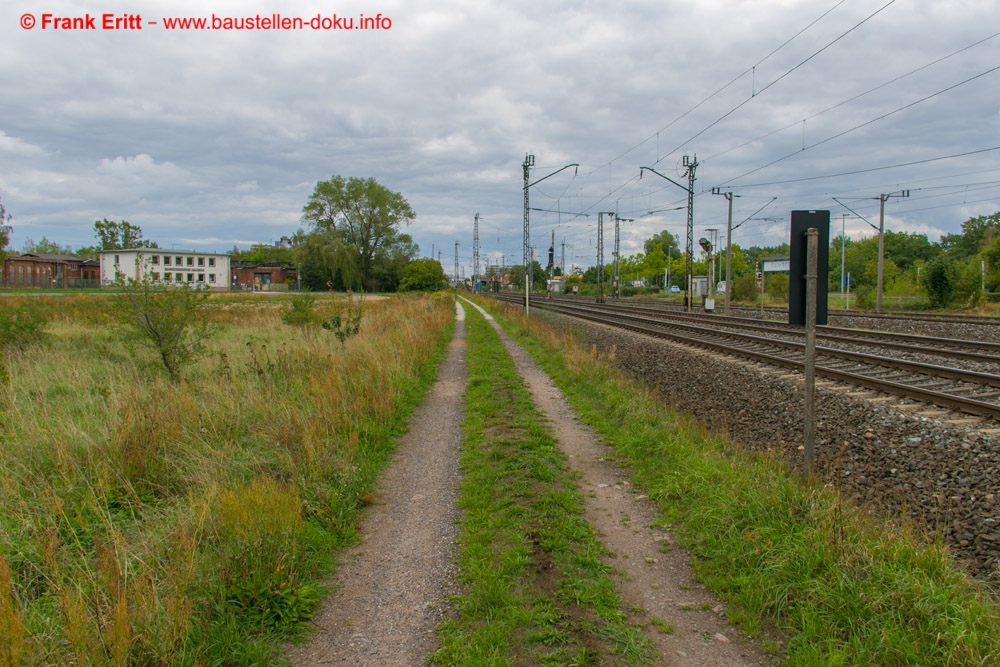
[[481, 297, 1000, 666], [0, 292, 454, 666]]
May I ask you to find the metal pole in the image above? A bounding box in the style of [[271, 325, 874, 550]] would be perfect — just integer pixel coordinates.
[[523, 154, 533, 315], [597, 212, 606, 303], [613, 215, 620, 298], [804, 228, 818, 476], [840, 213, 846, 303], [877, 194, 886, 314], [685, 156, 697, 312], [724, 195, 733, 314], [473, 213, 480, 295]]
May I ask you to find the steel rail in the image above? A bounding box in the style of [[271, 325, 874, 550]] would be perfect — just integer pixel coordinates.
[[556, 299, 1000, 362], [507, 295, 1000, 420]]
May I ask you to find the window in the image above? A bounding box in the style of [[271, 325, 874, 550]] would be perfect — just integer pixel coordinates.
[[187, 273, 194, 282], [152, 272, 160, 281], [114, 254, 120, 265], [208, 257, 216, 267], [175, 272, 184, 282], [197, 257, 204, 267], [197, 274, 205, 282], [209, 273, 216, 283], [151, 255, 160, 265], [163, 256, 171, 265], [186, 257, 194, 267], [175, 256, 182, 265]]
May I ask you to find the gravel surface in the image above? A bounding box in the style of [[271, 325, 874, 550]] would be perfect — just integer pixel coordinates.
[[465, 298, 776, 666], [546, 313, 1000, 582], [285, 303, 467, 666]]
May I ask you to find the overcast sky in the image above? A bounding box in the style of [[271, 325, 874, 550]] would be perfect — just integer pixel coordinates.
[[2, 0, 998, 273]]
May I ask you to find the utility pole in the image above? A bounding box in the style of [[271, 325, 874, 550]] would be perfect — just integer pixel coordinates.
[[612, 215, 633, 298], [597, 212, 612, 303], [560, 240, 565, 276], [711, 188, 738, 315], [613, 214, 620, 298], [877, 190, 909, 313], [641, 155, 697, 311], [834, 191, 908, 314], [473, 213, 480, 295], [841, 213, 847, 302], [523, 153, 578, 316], [454, 241, 460, 287], [523, 153, 534, 314]]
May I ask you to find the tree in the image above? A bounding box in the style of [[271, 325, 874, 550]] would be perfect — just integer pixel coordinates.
[[399, 258, 449, 292], [922, 257, 956, 308], [94, 219, 158, 250], [302, 176, 416, 291], [110, 274, 215, 380], [0, 194, 12, 269], [644, 230, 679, 259], [21, 237, 73, 255]]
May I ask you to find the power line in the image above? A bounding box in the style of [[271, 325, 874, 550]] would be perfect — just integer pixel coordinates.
[[720, 64, 1000, 186], [655, 0, 899, 166], [703, 31, 1000, 164], [726, 146, 1000, 188]]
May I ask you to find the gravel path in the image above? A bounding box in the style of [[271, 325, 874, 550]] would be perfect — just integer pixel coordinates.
[[462, 298, 776, 666], [285, 302, 467, 667]]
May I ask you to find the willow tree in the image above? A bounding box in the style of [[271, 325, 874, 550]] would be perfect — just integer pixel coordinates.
[[302, 176, 416, 291]]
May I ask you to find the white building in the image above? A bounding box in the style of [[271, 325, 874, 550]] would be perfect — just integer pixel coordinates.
[[100, 249, 231, 289]]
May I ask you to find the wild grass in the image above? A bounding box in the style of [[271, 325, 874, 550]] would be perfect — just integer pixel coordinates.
[[432, 305, 653, 666], [479, 297, 1000, 666], [0, 292, 454, 665]]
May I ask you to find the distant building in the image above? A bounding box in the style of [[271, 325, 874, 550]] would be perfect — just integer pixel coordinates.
[[231, 262, 297, 291], [100, 249, 231, 289], [2, 253, 100, 288]]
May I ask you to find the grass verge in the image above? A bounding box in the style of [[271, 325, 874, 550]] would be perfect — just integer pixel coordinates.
[[0, 293, 454, 666], [479, 297, 1000, 666], [431, 303, 653, 666]]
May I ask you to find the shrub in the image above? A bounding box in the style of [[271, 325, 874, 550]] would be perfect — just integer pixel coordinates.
[[110, 276, 216, 380], [322, 292, 364, 345], [280, 292, 320, 326]]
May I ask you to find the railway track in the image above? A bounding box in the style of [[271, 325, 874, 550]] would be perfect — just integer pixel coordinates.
[[497, 293, 1000, 421]]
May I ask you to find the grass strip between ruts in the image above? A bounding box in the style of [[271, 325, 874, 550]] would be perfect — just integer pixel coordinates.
[[479, 297, 1000, 667], [431, 303, 654, 666]]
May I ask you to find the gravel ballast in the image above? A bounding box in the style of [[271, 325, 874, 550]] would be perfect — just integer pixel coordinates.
[[546, 312, 1000, 582]]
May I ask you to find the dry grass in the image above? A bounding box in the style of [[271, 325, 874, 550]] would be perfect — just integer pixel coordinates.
[[0, 292, 454, 665]]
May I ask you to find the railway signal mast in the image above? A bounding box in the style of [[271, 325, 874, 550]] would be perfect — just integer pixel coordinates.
[[641, 155, 697, 312]]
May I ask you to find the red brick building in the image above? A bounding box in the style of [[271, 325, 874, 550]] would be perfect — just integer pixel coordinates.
[[230, 262, 298, 291], [2, 253, 100, 288]]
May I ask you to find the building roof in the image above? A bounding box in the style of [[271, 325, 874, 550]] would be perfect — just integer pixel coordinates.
[[13, 253, 83, 262], [98, 248, 231, 257]]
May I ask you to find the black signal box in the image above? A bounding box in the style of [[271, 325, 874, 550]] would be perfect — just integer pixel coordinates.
[[788, 210, 830, 326]]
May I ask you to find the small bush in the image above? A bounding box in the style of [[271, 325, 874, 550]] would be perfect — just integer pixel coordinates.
[[110, 276, 216, 380], [322, 292, 364, 345], [280, 293, 320, 326]]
